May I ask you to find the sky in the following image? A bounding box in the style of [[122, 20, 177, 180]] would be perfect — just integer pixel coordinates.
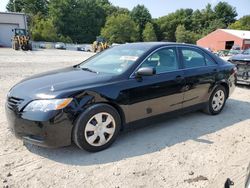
[[0, 0, 249, 18]]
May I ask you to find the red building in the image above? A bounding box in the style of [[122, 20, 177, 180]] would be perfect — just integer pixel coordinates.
[[197, 29, 250, 51]]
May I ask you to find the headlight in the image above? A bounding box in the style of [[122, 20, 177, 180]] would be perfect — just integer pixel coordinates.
[[23, 98, 73, 112]]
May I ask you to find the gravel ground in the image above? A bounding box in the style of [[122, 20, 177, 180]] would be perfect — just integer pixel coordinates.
[[0, 48, 250, 188]]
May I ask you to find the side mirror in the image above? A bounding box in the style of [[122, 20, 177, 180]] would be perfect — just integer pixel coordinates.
[[135, 67, 156, 77]]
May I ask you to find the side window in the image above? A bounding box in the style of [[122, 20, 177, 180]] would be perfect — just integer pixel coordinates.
[[205, 54, 217, 66], [181, 48, 206, 68], [140, 48, 179, 74]]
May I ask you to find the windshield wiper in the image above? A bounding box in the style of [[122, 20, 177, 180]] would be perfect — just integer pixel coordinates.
[[81, 67, 98, 73]]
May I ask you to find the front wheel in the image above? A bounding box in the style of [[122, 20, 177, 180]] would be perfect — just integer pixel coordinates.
[[73, 104, 121, 152], [203, 86, 227, 115]]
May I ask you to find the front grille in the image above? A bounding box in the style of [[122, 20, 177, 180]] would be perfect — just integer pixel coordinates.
[[7, 96, 24, 111]]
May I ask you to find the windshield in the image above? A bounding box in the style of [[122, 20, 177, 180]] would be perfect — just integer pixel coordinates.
[[243, 49, 250, 55], [79, 44, 151, 75]]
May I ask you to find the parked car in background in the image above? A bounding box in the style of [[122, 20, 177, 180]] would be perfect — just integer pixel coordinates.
[[228, 48, 250, 85], [216, 50, 230, 57], [77, 45, 85, 51], [228, 49, 242, 56], [6, 42, 236, 152], [55, 42, 66, 50], [84, 45, 92, 52], [77, 45, 92, 52], [39, 43, 46, 49], [228, 45, 242, 56]]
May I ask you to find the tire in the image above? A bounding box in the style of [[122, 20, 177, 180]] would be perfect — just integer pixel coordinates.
[[28, 43, 32, 51], [14, 42, 19, 50], [73, 104, 121, 152], [21, 45, 27, 51], [97, 45, 102, 53], [203, 85, 227, 115]]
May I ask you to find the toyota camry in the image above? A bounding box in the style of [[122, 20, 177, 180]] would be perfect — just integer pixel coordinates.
[[5, 42, 237, 152]]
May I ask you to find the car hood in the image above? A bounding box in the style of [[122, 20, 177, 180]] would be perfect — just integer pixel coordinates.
[[8, 67, 114, 99], [230, 54, 250, 61]]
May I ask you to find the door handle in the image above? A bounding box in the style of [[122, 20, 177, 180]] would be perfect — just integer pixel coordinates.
[[176, 75, 184, 82]]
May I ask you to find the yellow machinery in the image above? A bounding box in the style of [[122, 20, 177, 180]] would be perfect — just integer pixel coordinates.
[[12, 28, 32, 51], [92, 37, 109, 52]]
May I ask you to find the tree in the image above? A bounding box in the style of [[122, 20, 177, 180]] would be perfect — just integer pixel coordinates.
[[191, 10, 204, 33], [175, 25, 198, 44], [6, 0, 49, 16], [229, 15, 250, 30], [155, 2, 239, 43], [214, 2, 237, 26], [6, 0, 24, 12], [143, 22, 157, 42], [152, 19, 161, 41], [156, 9, 193, 42], [94, 0, 130, 16], [130, 5, 152, 41], [95, 0, 117, 17], [202, 19, 226, 35], [30, 14, 72, 42], [112, 7, 130, 16], [200, 4, 216, 28], [31, 16, 58, 41], [101, 14, 139, 43], [49, 0, 107, 43]]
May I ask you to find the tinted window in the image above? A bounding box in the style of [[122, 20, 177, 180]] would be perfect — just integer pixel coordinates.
[[140, 48, 179, 74], [181, 49, 206, 68], [205, 54, 216, 66]]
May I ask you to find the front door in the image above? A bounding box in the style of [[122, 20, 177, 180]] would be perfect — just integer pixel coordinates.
[[122, 47, 186, 123]]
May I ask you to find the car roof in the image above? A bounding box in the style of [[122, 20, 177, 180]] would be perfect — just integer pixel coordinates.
[[122, 42, 226, 65], [123, 42, 199, 49]]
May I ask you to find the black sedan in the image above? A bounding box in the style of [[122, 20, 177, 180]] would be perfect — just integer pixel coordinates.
[[228, 48, 250, 85], [5, 42, 236, 152]]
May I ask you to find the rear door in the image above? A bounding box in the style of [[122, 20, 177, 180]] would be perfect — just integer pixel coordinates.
[[178, 47, 218, 108]]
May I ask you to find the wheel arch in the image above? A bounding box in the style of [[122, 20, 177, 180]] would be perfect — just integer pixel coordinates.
[[97, 101, 126, 130], [70, 94, 126, 132], [209, 81, 229, 101], [220, 82, 229, 99]]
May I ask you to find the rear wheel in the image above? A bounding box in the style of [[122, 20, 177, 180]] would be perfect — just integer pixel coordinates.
[[203, 86, 227, 115], [73, 104, 121, 152]]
